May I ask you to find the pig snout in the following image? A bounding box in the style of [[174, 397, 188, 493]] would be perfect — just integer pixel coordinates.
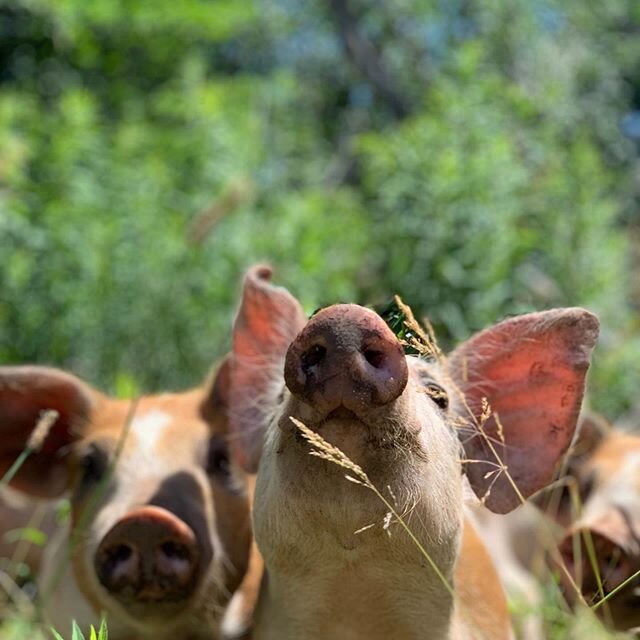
[[95, 506, 201, 605], [284, 304, 408, 414], [559, 512, 640, 603]]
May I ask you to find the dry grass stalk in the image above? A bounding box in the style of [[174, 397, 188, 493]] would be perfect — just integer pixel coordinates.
[[0, 410, 60, 491], [290, 416, 456, 600], [393, 295, 442, 361], [27, 410, 59, 453]]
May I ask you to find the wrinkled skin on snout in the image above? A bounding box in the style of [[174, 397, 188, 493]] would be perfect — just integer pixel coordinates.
[[0, 362, 252, 640], [228, 266, 599, 640], [556, 426, 640, 631]]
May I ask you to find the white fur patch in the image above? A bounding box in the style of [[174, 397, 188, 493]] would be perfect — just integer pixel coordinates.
[[130, 409, 172, 457]]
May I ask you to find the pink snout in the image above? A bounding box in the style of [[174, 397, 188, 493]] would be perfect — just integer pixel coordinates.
[[284, 304, 408, 414], [95, 506, 201, 605]]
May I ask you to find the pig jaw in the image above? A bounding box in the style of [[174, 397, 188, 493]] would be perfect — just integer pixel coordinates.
[[251, 372, 464, 639]]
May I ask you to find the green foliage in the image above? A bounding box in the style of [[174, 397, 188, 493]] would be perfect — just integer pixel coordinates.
[[3, 526, 47, 547], [0, 0, 638, 420], [356, 41, 639, 413]]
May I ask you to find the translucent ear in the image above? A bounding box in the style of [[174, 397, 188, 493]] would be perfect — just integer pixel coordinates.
[[447, 308, 599, 514], [229, 266, 307, 472], [0, 366, 97, 497]]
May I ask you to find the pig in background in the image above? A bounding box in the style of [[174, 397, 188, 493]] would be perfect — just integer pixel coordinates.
[[558, 415, 640, 632], [473, 412, 640, 639], [0, 360, 254, 640], [226, 265, 599, 640]]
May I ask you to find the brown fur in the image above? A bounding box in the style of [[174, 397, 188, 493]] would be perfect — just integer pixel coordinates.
[[451, 518, 512, 640]]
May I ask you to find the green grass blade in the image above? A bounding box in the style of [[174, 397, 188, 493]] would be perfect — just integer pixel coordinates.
[[71, 621, 86, 640]]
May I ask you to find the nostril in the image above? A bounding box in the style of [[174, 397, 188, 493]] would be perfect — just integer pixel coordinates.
[[97, 542, 139, 591], [363, 349, 385, 368], [161, 540, 191, 561], [301, 344, 326, 373], [109, 543, 133, 565]]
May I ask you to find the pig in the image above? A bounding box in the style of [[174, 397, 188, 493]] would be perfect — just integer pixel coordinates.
[[557, 423, 640, 631], [0, 360, 252, 639], [226, 266, 599, 640]]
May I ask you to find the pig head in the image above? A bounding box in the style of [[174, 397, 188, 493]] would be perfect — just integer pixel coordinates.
[[227, 266, 599, 640], [0, 361, 252, 639]]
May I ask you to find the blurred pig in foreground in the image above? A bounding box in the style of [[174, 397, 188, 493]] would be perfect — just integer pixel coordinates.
[[226, 265, 599, 640], [0, 360, 252, 640]]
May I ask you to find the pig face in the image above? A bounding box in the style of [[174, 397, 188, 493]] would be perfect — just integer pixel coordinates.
[[253, 305, 465, 568], [227, 266, 598, 637], [558, 428, 640, 631], [0, 362, 251, 639]]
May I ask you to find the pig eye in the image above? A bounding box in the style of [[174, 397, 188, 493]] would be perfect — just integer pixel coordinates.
[[424, 383, 449, 410], [579, 471, 596, 502], [79, 446, 108, 485], [207, 436, 231, 479]]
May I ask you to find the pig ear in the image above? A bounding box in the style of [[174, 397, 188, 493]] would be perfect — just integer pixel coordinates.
[[229, 265, 307, 472], [200, 355, 232, 424], [446, 308, 599, 514], [0, 366, 97, 498]]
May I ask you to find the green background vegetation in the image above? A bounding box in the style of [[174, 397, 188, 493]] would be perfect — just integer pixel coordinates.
[[1, 0, 639, 416], [1, 2, 640, 637]]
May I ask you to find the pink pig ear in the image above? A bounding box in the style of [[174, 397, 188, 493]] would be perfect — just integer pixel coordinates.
[[229, 265, 307, 472], [0, 366, 97, 497], [446, 308, 599, 514]]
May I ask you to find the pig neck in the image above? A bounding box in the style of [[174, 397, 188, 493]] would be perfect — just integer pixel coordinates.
[[252, 455, 464, 640], [255, 552, 458, 640], [254, 518, 510, 640]]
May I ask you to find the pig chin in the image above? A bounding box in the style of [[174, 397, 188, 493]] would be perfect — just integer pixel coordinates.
[[282, 389, 430, 469]]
